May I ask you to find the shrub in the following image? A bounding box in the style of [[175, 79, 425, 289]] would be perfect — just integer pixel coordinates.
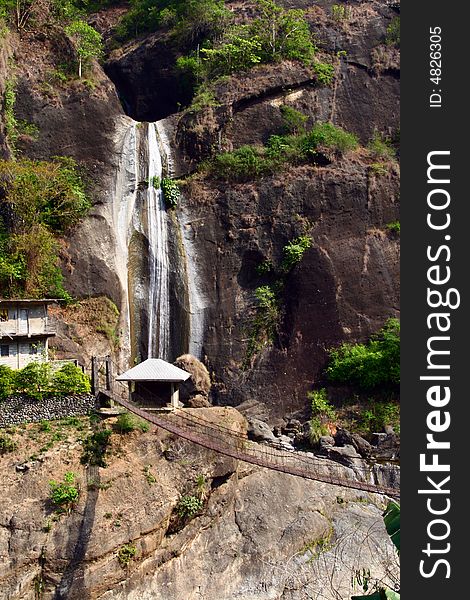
[[161, 178, 180, 208], [309, 417, 329, 446], [368, 132, 396, 160], [301, 122, 358, 157], [0, 365, 14, 400], [331, 4, 350, 22], [313, 62, 335, 86], [52, 363, 91, 395], [245, 283, 281, 363], [49, 471, 79, 510], [386, 221, 400, 234], [280, 105, 308, 134], [281, 235, 312, 271], [176, 494, 203, 519], [210, 145, 273, 181], [386, 16, 400, 48], [357, 400, 400, 436], [200, 33, 263, 77], [14, 361, 52, 400], [255, 260, 274, 275], [308, 388, 336, 420], [0, 433, 17, 455], [80, 429, 112, 467], [115, 411, 149, 434], [308, 388, 336, 445], [117, 543, 137, 567], [326, 318, 400, 389]]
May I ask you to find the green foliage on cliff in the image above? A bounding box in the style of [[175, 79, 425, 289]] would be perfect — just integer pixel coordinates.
[[161, 177, 180, 208], [65, 20, 103, 78], [326, 318, 400, 389], [209, 120, 358, 181], [49, 471, 79, 511], [281, 235, 312, 272], [176, 494, 203, 519], [0, 156, 90, 299], [308, 388, 336, 444], [117, 0, 229, 42], [385, 17, 400, 48]]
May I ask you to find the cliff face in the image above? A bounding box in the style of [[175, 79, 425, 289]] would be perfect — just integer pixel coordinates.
[[3, 0, 399, 409], [0, 411, 398, 599]]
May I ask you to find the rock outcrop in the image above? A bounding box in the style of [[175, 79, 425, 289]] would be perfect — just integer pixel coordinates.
[[0, 409, 398, 600]]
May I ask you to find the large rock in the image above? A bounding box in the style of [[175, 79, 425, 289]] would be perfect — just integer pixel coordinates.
[[174, 354, 212, 403]]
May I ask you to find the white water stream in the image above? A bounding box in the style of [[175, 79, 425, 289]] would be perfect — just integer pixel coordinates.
[[146, 122, 170, 359], [114, 118, 205, 363]]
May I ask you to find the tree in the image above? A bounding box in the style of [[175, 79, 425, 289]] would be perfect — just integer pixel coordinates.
[[64, 19, 102, 78]]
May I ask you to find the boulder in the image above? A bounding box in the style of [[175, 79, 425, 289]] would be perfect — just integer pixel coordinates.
[[174, 354, 211, 403], [247, 417, 277, 444]]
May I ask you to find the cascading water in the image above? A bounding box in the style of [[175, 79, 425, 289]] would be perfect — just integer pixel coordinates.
[[114, 117, 205, 364], [146, 123, 170, 359]]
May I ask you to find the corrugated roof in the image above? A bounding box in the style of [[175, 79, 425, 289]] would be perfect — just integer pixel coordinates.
[[116, 358, 191, 382]]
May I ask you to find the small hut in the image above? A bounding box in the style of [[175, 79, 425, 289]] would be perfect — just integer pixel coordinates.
[[116, 359, 191, 409]]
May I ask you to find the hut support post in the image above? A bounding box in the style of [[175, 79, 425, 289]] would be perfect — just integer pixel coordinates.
[[170, 383, 179, 409]]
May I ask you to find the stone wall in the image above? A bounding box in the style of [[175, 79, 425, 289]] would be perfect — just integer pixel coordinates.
[[0, 394, 97, 427]]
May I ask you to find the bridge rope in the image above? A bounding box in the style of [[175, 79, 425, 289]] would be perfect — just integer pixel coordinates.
[[100, 383, 400, 500]]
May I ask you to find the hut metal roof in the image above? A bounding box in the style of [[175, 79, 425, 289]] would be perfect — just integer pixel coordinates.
[[116, 358, 191, 382]]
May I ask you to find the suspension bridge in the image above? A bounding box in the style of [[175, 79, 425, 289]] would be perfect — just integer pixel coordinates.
[[91, 356, 400, 500]]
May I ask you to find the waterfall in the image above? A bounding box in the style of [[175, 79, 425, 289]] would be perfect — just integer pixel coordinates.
[[147, 123, 170, 359], [114, 117, 205, 363]]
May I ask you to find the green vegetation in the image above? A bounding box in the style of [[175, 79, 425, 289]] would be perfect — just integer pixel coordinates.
[[49, 471, 79, 511], [80, 429, 112, 467], [354, 400, 400, 436], [143, 464, 157, 485], [115, 411, 150, 434], [331, 4, 350, 22], [209, 121, 358, 181], [52, 363, 91, 394], [308, 388, 336, 445], [385, 17, 400, 48], [326, 318, 400, 389], [161, 178, 180, 208], [281, 235, 312, 271], [0, 364, 14, 400], [176, 494, 203, 519], [0, 432, 17, 454], [65, 20, 103, 78], [0, 362, 91, 400], [313, 62, 335, 86], [368, 132, 396, 160], [120, 1, 318, 112], [386, 221, 400, 234], [245, 283, 281, 363], [117, 543, 137, 567], [245, 234, 313, 365], [280, 105, 308, 135], [0, 156, 90, 299]]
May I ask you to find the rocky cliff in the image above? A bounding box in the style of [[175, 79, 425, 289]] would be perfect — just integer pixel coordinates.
[[0, 411, 398, 599], [1, 0, 400, 417]]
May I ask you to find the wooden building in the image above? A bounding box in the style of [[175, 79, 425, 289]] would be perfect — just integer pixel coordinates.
[[0, 299, 56, 369], [116, 359, 191, 409]]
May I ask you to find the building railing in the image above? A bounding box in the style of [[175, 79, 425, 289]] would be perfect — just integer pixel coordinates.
[[0, 324, 56, 339]]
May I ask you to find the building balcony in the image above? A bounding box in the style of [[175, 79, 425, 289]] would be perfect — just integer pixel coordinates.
[[0, 325, 56, 340]]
